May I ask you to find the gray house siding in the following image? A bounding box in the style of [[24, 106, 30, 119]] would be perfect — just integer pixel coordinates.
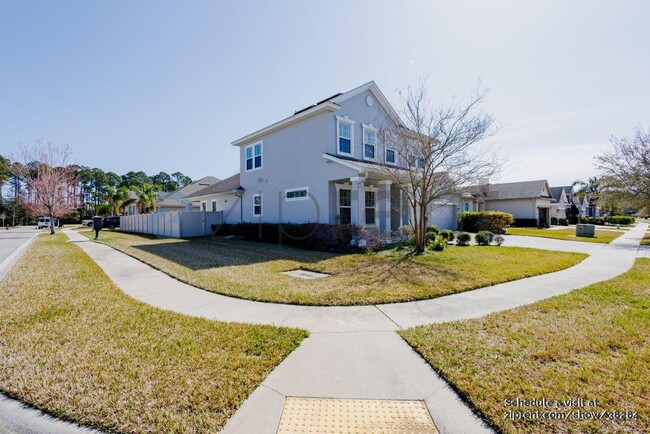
[[237, 89, 395, 225]]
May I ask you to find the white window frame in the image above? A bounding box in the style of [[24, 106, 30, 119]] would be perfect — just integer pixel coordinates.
[[364, 186, 379, 226], [211, 200, 218, 212], [385, 147, 396, 165], [285, 186, 309, 202], [336, 115, 354, 157], [362, 124, 377, 161], [253, 193, 262, 217], [245, 141, 263, 172], [335, 183, 352, 224]]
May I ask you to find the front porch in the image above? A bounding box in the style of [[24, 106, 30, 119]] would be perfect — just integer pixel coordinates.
[[330, 176, 409, 232]]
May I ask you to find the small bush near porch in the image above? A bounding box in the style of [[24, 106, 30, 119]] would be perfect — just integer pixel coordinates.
[[83, 230, 586, 306]]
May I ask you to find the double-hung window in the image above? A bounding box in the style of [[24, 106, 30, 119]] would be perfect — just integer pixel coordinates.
[[365, 191, 376, 225], [245, 142, 262, 171], [253, 194, 262, 216], [211, 200, 217, 212], [338, 189, 351, 224], [336, 117, 353, 156], [363, 126, 376, 160], [385, 148, 396, 164]]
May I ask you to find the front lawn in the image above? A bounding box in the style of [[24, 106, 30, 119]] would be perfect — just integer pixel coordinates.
[[400, 258, 650, 434], [507, 227, 623, 243], [641, 232, 650, 246], [0, 234, 307, 433], [84, 230, 587, 305]]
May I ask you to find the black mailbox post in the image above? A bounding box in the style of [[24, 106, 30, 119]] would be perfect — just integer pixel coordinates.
[[92, 216, 103, 239]]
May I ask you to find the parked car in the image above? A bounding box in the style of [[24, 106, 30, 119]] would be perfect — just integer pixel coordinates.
[[36, 217, 60, 229], [82, 219, 93, 227], [102, 216, 121, 229]]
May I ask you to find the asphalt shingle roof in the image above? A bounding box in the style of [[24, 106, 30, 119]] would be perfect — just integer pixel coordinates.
[[157, 176, 221, 208], [187, 173, 241, 198], [473, 180, 551, 200]]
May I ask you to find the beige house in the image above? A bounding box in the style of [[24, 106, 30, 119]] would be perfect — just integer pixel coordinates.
[[467, 179, 554, 226]]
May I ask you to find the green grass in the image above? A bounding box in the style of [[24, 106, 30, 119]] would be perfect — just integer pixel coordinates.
[[0, 234, 307, 433], [641, 232, 650, 246], [83, 230, 587, 305], [507, 227, 624, 243], [400, 258, 650, 434]]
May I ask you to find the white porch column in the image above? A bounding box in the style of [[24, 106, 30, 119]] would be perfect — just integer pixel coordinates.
[[351, 176, 366, 226], [378, 180, 392, 232], [400, 184, 412, 226]]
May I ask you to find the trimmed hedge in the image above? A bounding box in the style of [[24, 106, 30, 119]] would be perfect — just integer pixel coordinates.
[[475, 231, 494, 246], [512, 218, 538, 228], [211, 222, 364, 252], [457, 211, 514, 234], [456, 232, 472, 246], [551, 217, 558, 225], [439, 229, 455, 242], [558, 218, 569, 226], [605, 215, 634, 225]]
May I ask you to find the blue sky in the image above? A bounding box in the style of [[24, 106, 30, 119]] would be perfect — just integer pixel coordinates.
[[1, 0, 648, 185]]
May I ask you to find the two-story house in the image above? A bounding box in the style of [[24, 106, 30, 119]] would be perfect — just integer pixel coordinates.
[[188, 81, 461, 231]]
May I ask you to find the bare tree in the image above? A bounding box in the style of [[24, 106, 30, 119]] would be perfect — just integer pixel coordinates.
[[596, 127, 650, 213], [12, 141, 78, 234], [380, 82, 499, 252]]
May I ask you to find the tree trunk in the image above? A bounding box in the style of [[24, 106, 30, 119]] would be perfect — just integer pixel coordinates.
[[49, 214, 56, 235]]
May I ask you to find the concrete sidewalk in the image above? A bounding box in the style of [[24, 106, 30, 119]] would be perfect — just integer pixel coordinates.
[[60, 224, 647, 434]]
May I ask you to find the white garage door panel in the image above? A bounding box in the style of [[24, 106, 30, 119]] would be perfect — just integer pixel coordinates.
[[429, 205, 457, 230]]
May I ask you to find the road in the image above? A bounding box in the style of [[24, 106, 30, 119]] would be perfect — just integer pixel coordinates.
[[0, 227, 39, 280]]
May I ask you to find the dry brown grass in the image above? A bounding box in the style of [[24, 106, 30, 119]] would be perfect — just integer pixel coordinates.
[[400, 258, 650, 434], [506, 227, 623, 243], [0, 234, 307, 433], [84, 230, 587, 305], [641, 232, 650, 246]]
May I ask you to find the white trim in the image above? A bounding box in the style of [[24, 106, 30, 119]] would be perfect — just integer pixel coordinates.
[[336, 117, 354, 157], [378, 180, 392, 185], [211, 199, 218, 212], [335, 185, 352, 224], [245, 141, 263, 172], [284, 186, 309, 202], [253, 193, 263, 217], [200, 201, 207, 211], [385, 147, 397, 165], [364, 189, 378, 226], [323, 153, 363, 172], [232, 102, 339, 146], [331, 81, 403, 126], [362, 125, 377, 161]]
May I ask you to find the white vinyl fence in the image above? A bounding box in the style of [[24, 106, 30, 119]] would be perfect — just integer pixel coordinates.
[[120, 211, 223, 238]]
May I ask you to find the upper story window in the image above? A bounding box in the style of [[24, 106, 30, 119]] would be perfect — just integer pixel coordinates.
[[385, 148, 396, 164], [362, 125, 377, 160], [285, 187, 309, 201], [245, 142, 262, 171], [253, 194, 262, 216], [336, 116, 354, 156]]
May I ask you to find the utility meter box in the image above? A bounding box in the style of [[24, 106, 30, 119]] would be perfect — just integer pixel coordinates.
[[576, 224, 595, 237]]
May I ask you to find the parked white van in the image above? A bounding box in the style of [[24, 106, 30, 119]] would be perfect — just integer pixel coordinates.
[[37, 217, 51, 229]]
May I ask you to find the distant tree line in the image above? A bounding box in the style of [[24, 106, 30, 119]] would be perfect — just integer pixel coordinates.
[[0, 147, 194, 226]]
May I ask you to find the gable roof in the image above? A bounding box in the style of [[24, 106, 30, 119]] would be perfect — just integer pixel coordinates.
[[157, 176, 221, 208], [473, 180, 552, 200], [186, 173, 241, 199], [231, 81, 401, 147]]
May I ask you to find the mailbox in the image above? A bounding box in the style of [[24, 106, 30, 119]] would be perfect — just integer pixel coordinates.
[[92, 216, 103, 239], [576, 224, 595, 237]]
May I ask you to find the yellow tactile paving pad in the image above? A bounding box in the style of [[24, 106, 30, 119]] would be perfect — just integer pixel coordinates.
[[277, 397, 438, 434]]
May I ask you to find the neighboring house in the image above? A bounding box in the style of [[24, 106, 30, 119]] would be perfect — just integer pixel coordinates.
[[156, 176, 221, 213], [123, 176, 220, 215], [185, 173, 243, 220], [194, 81, 438, 231], [468, 179, 554, 226], [549, 185, 571, 220]]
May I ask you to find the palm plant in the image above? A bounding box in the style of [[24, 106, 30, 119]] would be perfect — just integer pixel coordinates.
[[106, 185, 129, 216], [134, 182, 160, 213]]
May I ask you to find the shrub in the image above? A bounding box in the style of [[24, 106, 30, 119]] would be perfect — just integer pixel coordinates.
[[494, 235, 505, 246], [458, 211, 513, 234], [456, 232, 472, 246], [605, 215, 634, 225], [475, 231, 494, 246], [425, 225, 440, 243], [551, 217, 558, 225], [558, 218, 568, 226], [219, 222, 365, 252], [427, 236, 447, 252], [512, 218, 538, 227], [439, 229, 455, 242]]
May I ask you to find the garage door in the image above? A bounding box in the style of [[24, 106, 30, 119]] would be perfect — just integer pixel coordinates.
[[429, 204, 457, 230]]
